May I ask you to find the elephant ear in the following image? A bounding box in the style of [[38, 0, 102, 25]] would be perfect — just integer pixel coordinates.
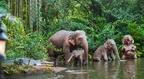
[[68, 34, 75, 45], [104, 41, 108, 49], [78, 36, 83, 41]]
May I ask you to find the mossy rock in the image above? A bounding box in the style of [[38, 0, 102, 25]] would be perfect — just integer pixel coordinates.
[[2, 64, 53, 75]]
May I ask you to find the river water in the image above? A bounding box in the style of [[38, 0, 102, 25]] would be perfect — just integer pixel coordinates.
[[5, 58, 144, 79]]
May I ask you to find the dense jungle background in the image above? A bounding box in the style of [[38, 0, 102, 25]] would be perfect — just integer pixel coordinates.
[[0, 0, 144, 60]]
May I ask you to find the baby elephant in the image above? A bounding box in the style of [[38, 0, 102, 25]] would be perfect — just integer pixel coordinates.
[[121, 44, 137, 59], [67, 50, 84, 66], [93, 39, 120, 61]]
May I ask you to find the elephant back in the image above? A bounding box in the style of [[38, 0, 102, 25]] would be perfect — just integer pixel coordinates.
[[93, 45, 104, 57], [49, 30, 73, 48]]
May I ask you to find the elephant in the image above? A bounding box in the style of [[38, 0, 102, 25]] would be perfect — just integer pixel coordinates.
[[122, 35, 134, 45], [93, 39, 120, 61], [47, 30, 88, 66], [67, 50, 84, 66], [121, 44, 137, 59]]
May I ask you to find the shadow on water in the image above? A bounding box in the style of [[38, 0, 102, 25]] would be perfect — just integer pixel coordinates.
[[5, 58, 144, 79]]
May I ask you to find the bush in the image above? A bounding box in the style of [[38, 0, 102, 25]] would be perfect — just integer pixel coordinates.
[[2, 0, 144, 60], [3, 15, 48, 60]]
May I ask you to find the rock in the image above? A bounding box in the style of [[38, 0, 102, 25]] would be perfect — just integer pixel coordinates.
[[2, 58, 67, 75], [65, 70, 88, 74], [3, 58, 54, 66], [14, 58, 30, 65], [119, 60, 127, 62], [34, 63, 42, 66], [52, 67, 67, 73]]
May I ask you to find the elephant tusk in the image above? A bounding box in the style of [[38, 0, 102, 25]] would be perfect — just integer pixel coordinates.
[[67, 55, 73, 63]]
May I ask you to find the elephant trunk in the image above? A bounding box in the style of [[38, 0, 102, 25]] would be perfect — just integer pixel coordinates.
[[67, 54, 73, 63], [113, 45, 120, 60], [82, 39, 89, 65]]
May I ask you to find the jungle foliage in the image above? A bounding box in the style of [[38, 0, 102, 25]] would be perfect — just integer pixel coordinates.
[[0, 0, 144, 60]]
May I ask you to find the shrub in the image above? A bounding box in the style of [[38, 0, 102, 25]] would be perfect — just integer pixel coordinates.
[[3, 15, 48, 59]]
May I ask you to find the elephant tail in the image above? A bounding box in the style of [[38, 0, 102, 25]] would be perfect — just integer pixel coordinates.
[[67, 54, 73, 62]]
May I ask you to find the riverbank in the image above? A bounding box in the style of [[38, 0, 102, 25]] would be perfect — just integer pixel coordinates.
[[2, 58, 67, 75]]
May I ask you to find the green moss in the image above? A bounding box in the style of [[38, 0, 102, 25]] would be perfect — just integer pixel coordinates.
[[3, 64, 28, 75], [2, 64, 52, 75], [45, 67, 52, 71]]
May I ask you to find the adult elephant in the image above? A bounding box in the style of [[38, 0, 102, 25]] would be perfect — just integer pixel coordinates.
[[47, 30, 88, 66]]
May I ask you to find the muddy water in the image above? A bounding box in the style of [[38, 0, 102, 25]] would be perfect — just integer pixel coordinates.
[[5, 58, 144, 79]]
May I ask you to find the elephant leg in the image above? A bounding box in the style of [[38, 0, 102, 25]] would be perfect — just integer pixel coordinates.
[[48, 48, 59, 66], [103, 53, 108, 61], [52, 51, 60, 66], [63, 49, 71, 65], [53, 57, 58, 66], [49, 57, 54, 61], [64, 54, 70, 65], [49, 56, 58, 67], [74, 58, 78, 66], [80, 59, 83, 66], [80, 56, 83, 66], [108, 56, 112, 60]]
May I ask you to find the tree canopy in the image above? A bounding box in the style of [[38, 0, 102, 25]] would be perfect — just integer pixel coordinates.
[[0, 0, 144, 59]]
